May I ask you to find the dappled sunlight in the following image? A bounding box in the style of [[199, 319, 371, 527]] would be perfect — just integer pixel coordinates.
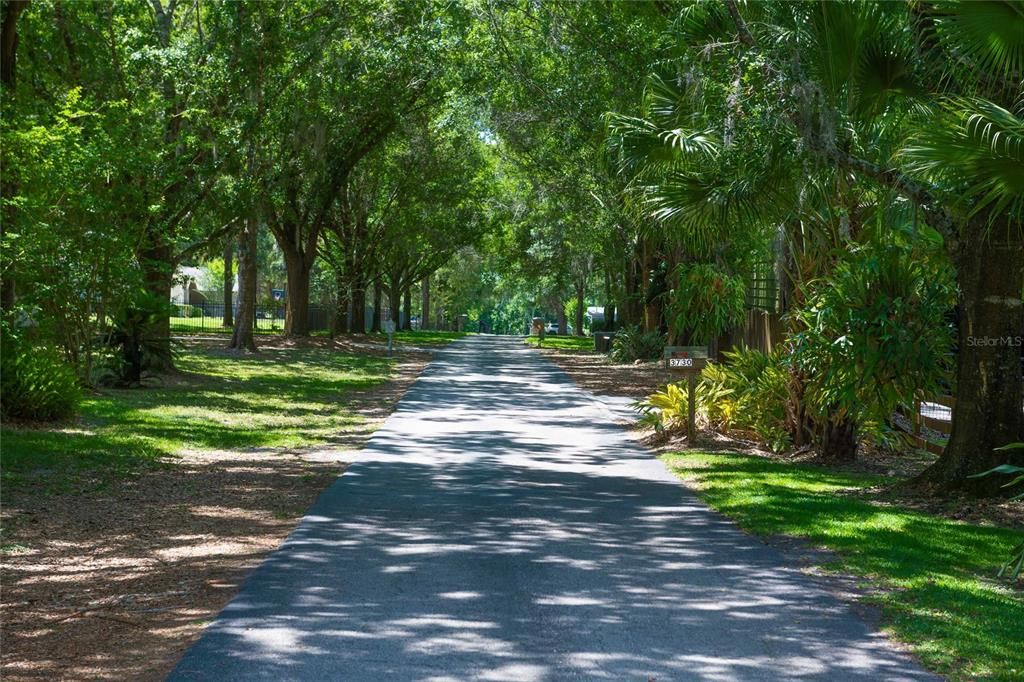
[[172, 337, 935, 681], [0, 446, 351, 680], [1, 345, 394, 489], [662, 451, 1024, 678]]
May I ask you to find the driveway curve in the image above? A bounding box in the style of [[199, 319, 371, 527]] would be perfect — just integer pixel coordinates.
[[170, 335, 935, 681]]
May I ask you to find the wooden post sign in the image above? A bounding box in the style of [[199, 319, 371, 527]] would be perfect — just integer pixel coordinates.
[[663, 346, 710, 445]]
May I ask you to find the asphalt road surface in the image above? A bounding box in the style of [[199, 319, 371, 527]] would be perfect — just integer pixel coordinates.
[[170, 335, 935, 681]]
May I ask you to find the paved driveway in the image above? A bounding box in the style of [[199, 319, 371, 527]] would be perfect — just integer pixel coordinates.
[[170, 336, 935, 681]]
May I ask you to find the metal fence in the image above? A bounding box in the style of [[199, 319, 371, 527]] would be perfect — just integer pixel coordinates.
[[170, 299, 334, 333]]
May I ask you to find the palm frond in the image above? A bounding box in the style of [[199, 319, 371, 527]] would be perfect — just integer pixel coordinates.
[[604, 112, 720, 179], [903, 95, 1024, 220], [932, 0, 1024, 86], [674, 1, 736, 46], [644, 170, 776, 253], [644, 70, 706, 127]]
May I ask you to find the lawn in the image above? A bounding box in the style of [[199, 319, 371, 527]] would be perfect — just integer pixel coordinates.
[[2, 344, 393, 492], [524, 335, 595, 352], [169, 315, 284, 334], [166, 322, 471, 345], [661, 451, 1024, 681], [382, 330, 471, 346]]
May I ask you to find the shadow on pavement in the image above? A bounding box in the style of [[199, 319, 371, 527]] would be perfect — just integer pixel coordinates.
[[170, 337, 936, 681]]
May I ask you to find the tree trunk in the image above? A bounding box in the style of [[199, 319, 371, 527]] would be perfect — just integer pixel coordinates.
[[388, 283, 401, 327], [331, 271, 349, 336], [603, 269, 616, 332], [643, 249, 667, 335], [644, 297, 661, 335], [420, 275, 430, 330], [138, 240, 174, 370], [917, 223, 1024, 494], [623, 255, 644, 328], [350, 281, 367, 334], [402, 286, 412, 331], [820, 414, 858, 463], [557, 306, 567, 336], [371, 280, 382, 333], [222, 235, 234, 327], [282, 251, 311, 336], [574, 283, 585, 336], [0, 1, 28, 312], [1, 1, 27, 88], [230, 217, 258, 352]]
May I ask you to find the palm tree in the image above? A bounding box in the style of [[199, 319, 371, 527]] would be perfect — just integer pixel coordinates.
[[608, 0, 1024, 480], [717, 0, 1024, 491]]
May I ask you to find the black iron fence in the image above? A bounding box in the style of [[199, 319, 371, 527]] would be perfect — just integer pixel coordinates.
[[170, 300, 334, 333]]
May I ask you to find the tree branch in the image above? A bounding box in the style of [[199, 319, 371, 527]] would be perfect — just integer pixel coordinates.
[[174, 217, 239, 264], [719, 0, 957, 245], [722, 0, 755, 48]]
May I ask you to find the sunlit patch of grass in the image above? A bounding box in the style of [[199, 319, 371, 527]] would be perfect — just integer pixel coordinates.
[[169, 315, 283, 334], [524, 335, 595, 352], [383, 330, 471, 346], [2, 347, 392, 492], [662, 451, 1024, 681]]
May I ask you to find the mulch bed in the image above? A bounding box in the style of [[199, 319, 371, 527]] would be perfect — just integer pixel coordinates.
[[536, 345, 1023, 533], [0, 336, 431, 681], [535, 346, 676, 399]]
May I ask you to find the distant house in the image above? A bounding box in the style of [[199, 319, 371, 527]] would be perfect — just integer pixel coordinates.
[[171, 266, 208, 305]]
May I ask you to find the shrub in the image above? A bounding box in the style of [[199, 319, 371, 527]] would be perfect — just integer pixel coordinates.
[[636, 382, 690, 433], [667, 263, 746, 345], [701, 347, 792, 452], [98, 292, 178, 386], [1, 331, 81, 422], [173, 304, 204, 318], [791, 243, 955, 449], [609, 325, 665, 363], [637, 376, 735, 436]]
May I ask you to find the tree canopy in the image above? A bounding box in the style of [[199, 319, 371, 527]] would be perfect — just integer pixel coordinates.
[[3, 0, 1023, 494]]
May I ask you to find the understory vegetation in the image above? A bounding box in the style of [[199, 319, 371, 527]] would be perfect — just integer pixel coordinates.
[[609, 325, 666, 364]]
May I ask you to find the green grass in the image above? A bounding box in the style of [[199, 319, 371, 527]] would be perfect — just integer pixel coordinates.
[[524, 335, 595, 352], [381, 330, 471, 346], [1, 346, 392, 492], [169, 315, 284, 334], [661, 451, 1024, 681], [167, 321, 470, 347]]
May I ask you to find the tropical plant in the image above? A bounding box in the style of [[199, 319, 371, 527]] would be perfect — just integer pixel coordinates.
[[969, 443, 1024, 580], [609, 324, 665, 363], [667, 263, 746, 345], [700, 348, 792, 453], [636, 382, 691, 434], [791, 243, 956, 459], [0, 322, 80, 422]]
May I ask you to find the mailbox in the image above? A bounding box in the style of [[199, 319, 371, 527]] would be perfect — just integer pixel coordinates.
[[663, 346, 709, 371], [662, 346, 710, 446]]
